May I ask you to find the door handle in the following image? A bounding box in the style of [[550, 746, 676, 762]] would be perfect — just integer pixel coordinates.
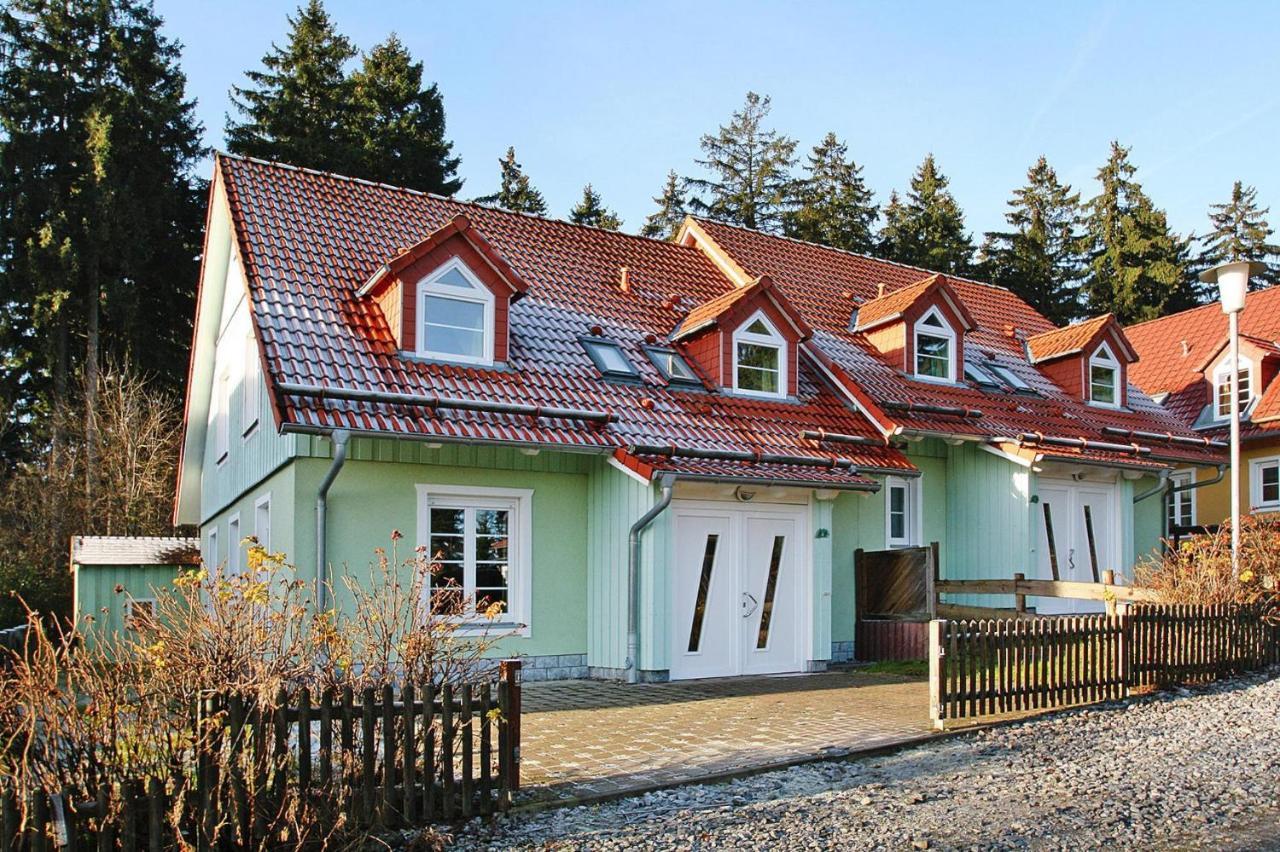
[[742, 592, 758, 618]]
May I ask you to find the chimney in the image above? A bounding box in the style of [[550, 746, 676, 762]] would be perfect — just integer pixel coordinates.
[[618, 265, 631, 293]]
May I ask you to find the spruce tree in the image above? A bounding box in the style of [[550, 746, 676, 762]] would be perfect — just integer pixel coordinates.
[[684, 92, 797, 233], [980, 156, 1086, 325], [878, 154, 973, 274], [0, 0, 204, 465], [568, 184, 622, 230], [225, 0, 358, 172], [1198, 181, 1280, 288], [1082, 142, 1197, 323], [474, 147, 547, 215], [349, 34, 462, 194], [641, 170, 687, 240], [783, 132, 877, 253]]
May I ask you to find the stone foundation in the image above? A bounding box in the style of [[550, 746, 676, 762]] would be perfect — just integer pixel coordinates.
[[831, 640, 855, 663], [519, 653, 588, 682], [587, 666, 670, 683]]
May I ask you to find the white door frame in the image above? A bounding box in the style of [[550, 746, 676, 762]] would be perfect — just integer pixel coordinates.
[[667, 498, 813, 679], [1034, 477, 1122, 614]]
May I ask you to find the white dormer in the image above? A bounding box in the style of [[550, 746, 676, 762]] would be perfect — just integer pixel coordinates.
[[913, 307, 957, 383], [416, 257, 495, 366], [732, 311, 787, 399]]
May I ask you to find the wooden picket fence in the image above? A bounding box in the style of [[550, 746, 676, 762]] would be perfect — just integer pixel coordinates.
[[1, 661, 522, 850], [929, 605, 1280, 728]]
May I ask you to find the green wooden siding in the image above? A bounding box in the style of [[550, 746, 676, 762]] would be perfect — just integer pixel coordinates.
[[74, 563, 183, 648], [585, 458, 666, 673], [943, 443, 1031, 608], [1130, 474, 1165, 573], [830, 489, 886, 643]]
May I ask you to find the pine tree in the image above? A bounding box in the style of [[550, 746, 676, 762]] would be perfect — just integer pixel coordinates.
[[1198, 181, 1280, 288], [0, 0, 204, 465], [783, 132, 877, 253], [980, 157, 1087, 325], [474, 147, 547, 215], [641, 170, 687, 240], [349, 34, 462, 194], [1082, 142, 1198, 323], [225, 0, 358, 172], [568, 184, 622, 230], [684, 92, 797, 233], [878, 154, 973, 274]]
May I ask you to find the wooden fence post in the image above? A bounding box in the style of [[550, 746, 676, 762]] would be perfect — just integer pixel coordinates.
[[926, 543, 940, 619], [1102, 570, 1116, 617], [1013, 573, 1026, 614], [928, 619, 945, 730], [499, 659, 522, 792]]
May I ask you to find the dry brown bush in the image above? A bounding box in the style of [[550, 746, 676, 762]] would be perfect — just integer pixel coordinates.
[[1133, 514, 1280, 618], [0, 536, 511, 848]]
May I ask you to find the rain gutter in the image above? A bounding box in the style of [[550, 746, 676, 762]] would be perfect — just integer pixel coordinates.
[[627, 474, 674, 684], [315, 429, 351, 612], [275, 382, 617, 424]]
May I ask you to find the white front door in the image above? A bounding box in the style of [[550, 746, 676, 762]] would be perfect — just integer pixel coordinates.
[[670, 502, 807, 680], [1034, 480, 1118, 614]]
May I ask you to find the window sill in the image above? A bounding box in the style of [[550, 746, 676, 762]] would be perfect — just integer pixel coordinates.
[[910, 374, 959, 386]]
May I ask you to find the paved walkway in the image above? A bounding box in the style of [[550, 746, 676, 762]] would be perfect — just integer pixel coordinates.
[[516, 669, 931, 803]]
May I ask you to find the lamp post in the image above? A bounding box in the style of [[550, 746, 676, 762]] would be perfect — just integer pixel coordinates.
[[1199, 260, 1266, 579]]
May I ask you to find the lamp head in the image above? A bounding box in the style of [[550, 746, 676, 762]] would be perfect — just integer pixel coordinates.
[[1199, 260, 1267, 314]]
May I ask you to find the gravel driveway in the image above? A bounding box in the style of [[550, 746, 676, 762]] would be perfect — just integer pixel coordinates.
[[450, 669, 1280, 850]]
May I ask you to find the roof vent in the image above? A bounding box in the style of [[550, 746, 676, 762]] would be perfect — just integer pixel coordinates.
[[876, 282, 887, 298], [1180, 340, 1190, 358], [1003, 323, 1017, 339], [619, 265, 631, 293]]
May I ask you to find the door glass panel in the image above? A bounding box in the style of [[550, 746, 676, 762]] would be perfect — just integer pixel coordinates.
[[755, 535, 786, 649], [1042, 502, 1060, 581], [1082, 504, 1100, 582], [687, 534, 719, 653]]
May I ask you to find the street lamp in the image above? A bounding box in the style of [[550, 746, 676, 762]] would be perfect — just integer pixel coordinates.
[[1199, 260, 1266, 579]]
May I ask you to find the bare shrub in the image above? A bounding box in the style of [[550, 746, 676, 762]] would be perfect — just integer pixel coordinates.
[[0, 363, 181, 623], [1133, 515, 1280, 618], [0, 534, 513, 848]]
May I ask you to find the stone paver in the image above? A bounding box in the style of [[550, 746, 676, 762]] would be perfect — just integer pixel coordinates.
[[517, 670, 930, 803]]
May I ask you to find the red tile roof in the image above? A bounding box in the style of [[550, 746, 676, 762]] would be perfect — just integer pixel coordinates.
[[687, 218, 1221, 467], [672, 274, 811, 341], [216, 155, 910, 485], [1026, 314, 1133, 363], [854, 273, 976, 332], [1127, 288, 1280, 440]]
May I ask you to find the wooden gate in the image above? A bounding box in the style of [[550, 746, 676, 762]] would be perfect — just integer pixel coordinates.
[[854, 544, 937, 661]]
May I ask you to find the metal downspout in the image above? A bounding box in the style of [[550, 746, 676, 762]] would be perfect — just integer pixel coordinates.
[[315, 429, 351, 612], [627, 475, 674, 684], [1133, 469, 1171, 504]]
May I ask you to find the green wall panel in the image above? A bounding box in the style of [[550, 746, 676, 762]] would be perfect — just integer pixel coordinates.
[[74, 564, 184, 648]]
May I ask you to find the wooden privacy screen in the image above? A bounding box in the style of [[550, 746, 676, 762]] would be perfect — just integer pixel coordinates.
[[854, 544, 938, 661]]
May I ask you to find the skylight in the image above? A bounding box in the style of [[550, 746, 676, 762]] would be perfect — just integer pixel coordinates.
[[581, 338, 638, 379], [963, 361, 1002, 389], [989, 364, 1035, 393], [645, 347, 699, 385]]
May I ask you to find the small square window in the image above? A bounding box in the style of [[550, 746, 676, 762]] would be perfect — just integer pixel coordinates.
[[125, 598, 156, 631], [1255, 459, 1280, 508], [581, 338, 638, 378], [989, 364, 1035, 393], [963, 360, 1001, 389], [645, 347, 700, 385]]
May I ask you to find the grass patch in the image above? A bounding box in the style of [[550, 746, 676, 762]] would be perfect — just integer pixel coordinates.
[[860, 659, 928, 677]]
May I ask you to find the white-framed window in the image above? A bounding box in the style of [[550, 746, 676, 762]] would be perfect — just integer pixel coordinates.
[[214, 368, 230, 463], [885, 475, 921, 548], [581, 338, 638, 379], [732, 311, 786, 398], [1167, 469, 1196, 530], [241, 333, 260, 438], [913, 308, 956, 382], [1088, 343, 1121, 407], [254, 494, 272, 552], [227, 514, 242, 577], [645, 346, 699, 385], [416, 257, 494, 365], [416, 484, 532, 632], [1214, 354, 1254, 420], [206, 527, 219, 570], [1251, 456, 1280, 511], [124, 598, 157, 631]]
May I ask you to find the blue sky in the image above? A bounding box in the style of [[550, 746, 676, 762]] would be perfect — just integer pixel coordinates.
[[157, 0, 1279, 241]]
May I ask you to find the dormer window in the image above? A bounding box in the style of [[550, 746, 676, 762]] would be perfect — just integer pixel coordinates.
[[733, 312, 785, 398], [1214, 355, 1253, 420], [1088, 344, 1120, 407], [913, 308, 956, 382], [417, 258, 494, 365]]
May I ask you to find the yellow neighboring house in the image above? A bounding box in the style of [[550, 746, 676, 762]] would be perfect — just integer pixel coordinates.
[[1128, 287, 1280, 532]]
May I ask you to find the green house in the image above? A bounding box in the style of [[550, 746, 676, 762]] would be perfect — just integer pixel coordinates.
[[76, 154, 1224, 682]]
